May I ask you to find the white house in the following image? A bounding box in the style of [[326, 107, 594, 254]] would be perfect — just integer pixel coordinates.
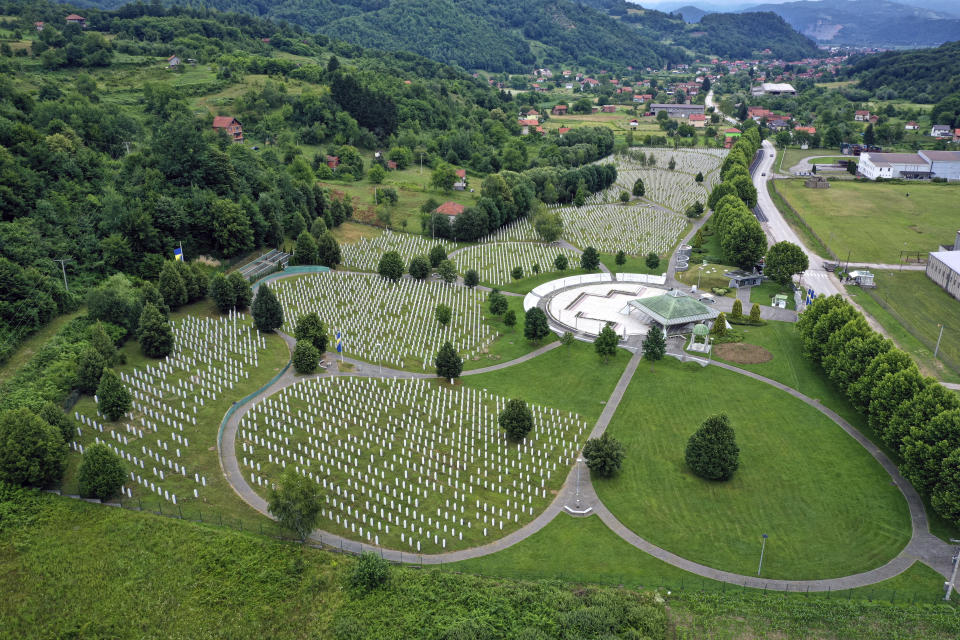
[[858, 152, 931, 180], [931, 124, 952, 137]]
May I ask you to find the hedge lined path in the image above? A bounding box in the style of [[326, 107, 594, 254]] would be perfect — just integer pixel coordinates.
[[217, 268, 951, 586]]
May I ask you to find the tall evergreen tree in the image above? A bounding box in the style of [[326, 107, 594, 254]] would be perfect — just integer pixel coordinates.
[[435, 341, 463, 380], [228, 272, 253, 310], [252, 283, 284, 332], [137, 302, 173, 359], [158, 261, 188, 309], [209, 272, 236, 314], [97, 369, 131, 422], [294, 230, 319, 265], [686, 414, 740, 481]]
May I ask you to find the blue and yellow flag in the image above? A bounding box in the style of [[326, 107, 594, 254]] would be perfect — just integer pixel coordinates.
[[336, 331, 342, 353], [173, 247, 183, 261]]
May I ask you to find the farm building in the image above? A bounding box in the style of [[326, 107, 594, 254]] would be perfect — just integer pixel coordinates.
[[927, 250, 960, 300], [649, 104, 704, 119]]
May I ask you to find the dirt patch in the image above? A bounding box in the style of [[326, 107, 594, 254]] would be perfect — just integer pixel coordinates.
[[713, 342, 772, 364]]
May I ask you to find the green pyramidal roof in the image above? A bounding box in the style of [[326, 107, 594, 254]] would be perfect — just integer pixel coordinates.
[[628, 290, 719, 326]]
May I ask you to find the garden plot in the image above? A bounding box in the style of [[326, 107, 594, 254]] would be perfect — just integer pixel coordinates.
[[238, 376, 589, 552], [557, 203, 687, 255], [451, 242, 581, 286], [341, 229, 456, 272], [70, 312, 269, 506], [273, 271, 493, 370]]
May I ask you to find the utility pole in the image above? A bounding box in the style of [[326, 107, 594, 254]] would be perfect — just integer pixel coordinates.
[[54, 259, 70, 292], [757, 533, 768, 576], [935, 323, 945, 359]]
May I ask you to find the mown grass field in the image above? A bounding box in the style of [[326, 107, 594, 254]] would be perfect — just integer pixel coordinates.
[[595, 357, 911, 580], [710, 321, 960, 543], [777, 180, 960, 263], [845, 278, 960, 384], [462, 339, 629, 422], [452, 512, 946, 602]]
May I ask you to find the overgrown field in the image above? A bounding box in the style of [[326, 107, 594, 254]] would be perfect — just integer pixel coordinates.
[[2, 485, 957, 639]]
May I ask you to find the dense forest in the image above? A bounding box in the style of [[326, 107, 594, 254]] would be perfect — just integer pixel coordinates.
[[0, 0, 631, 364], [74, 0, 818, 72], [843, 41, 960, 104]]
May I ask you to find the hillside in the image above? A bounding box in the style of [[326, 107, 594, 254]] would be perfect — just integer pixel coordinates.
[[744, 0, 960, 47], [844, 40, 960, 103], [74, 0, 818, 71]]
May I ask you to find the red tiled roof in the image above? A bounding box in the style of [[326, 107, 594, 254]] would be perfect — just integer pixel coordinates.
[[558, 127, 570, 134], [794, 126, 816, 134], [518, 118, 539, 126], [65, 14, 84, 20], [212, 116, 239, 128], [689, 114, 706, 121], [455, 169, 466, 178], [435, 202, 465, 216]]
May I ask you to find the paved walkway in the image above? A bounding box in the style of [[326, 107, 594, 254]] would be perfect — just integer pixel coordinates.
[[220, 263, 951, 588]]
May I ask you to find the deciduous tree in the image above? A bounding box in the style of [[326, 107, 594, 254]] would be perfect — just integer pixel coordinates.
[[583, 433, 624, 478], [499, 398, 533, 441], [268, 467, 324, 542], [78, 442, 125, 500]]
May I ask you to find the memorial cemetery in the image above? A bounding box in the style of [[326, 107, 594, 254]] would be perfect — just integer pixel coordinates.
[[606, 148, 726, 213], [557, 203, 687, 256], [341, 230, 457, 273], [66, 312, 273, 508], [451, 242, 582, 285], [271, 271, 495, 370], [237, 376, 589, 552]]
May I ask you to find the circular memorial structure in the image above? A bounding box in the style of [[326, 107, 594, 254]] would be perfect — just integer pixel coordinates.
[[524, 274, 720, 340]]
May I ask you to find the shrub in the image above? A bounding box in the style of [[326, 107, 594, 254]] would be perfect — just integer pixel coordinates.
[[580, 247, 600, 271], [348, 552, 390, 593], [685, 414, 740, 481], [228, 272, 253, 310], [76, 346, 107, 395], [77, 443, 125, 500], [511, 266, 524, 280], [377, 251, 404, 282], [463, 269, 479, 288], [645, 253, 660, 269], [731, 299, 743, 320], [561, 331, 575, 346], [524, 307, 550, 342], [488, 290, 508, 316], [408, 255, 430, 280], [435, 303, 452, 327], [268, 467, 323, 542], [0, 407, 66, 488], [595, 325, 619, 362], [209, 272, 236, 313], [499, 398, 533, 441], [295, 312, 328, 353], [137, 302, 173, 359], [503, 309, 517, 329], [554, 254, 569, 271], [293, 340, 321, 374], [583, 433, 624, 478], [615, 250, 626, 267], [619, 191, 630, 203], [749, 303, 761, 323]]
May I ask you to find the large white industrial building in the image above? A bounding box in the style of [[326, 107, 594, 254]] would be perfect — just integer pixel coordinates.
[[859, 150, 960, 181]]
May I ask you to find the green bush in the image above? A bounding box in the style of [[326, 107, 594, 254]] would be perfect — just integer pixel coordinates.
[[293, 340, 320, 374], [499, 398, 533, 441], [77, 443, 125, 500], [97, 369, 131, 422], [686, 414, 740, 481], [0, 407, 66, 488], [583, 433, 624, 478], [347, 552, 390, 593]]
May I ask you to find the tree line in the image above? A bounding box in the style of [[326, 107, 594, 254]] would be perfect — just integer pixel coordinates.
[[798, 295, 960, 525]]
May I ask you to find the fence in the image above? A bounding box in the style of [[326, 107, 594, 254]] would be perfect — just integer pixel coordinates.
[[865, 288, 960, 377], [42, 489, 953, 606], [216, 358, 292, 452]]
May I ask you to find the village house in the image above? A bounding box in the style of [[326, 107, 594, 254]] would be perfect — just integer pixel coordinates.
[[601, 105, 616, 113], [325, 155, 339, 169], [558, 127, 570, 137], [794, 125, 817, 135], [518, 118, 539, 135], [434, 202, 464, 217], [65, 13, 86, 28], [854, 110, 870, 122], [868, 115, 880, 125], [211, 116, 243, 143], [905, 121, 919, 131], [551, 104, 568, 115], [629, 119, 638, 128], [454, 169, 467, 191], [932, 124, 953, 138], [689, 113, 706, 128], [34, 21, 43, 31], [167, 55, 180, 68]]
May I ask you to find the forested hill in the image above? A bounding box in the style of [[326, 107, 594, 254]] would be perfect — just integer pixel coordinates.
[[74, 0, 818, 72], [844, 41, 960, 103]]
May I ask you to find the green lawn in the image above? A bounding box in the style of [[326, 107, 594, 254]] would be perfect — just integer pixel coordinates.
[[809, 156, 854, 166], [595, 357, 911, 580], [768, 180, 833, 260], [778, 147, 838, 172], [776, 180, 960, 263], [452, 513, 947, 602], [749, 281, 795, 311], [463, 295, 558, 370], [462, 339, 629, 422], [858, 270, 960, 380], [495, 267, 593, 294]]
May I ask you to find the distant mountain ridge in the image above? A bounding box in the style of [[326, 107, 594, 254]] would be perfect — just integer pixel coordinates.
[[74, 0, 819, 71], [740, 0, 960, 47]]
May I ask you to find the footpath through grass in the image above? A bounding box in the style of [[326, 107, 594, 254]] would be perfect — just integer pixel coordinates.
[[776, 180, 960, 263], [463, 340, 629, 422], [0, 306, 85, 384], [595, 357, 911, 580], [453, 513, 946, 603]]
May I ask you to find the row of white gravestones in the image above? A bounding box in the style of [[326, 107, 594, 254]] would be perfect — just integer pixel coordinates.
[[70, 313, 264, 505], [451, 242, 581, 287], [239, 375, 587, 551], [555, 203, 687, 255], [271, 271, 494, 369], [340, 229, 456, 273]]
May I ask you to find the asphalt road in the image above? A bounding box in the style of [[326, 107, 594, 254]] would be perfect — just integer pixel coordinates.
[[752, 139, 842, 300]]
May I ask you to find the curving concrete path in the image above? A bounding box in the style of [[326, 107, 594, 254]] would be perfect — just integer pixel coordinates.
[[220, 269, 952, 588]]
